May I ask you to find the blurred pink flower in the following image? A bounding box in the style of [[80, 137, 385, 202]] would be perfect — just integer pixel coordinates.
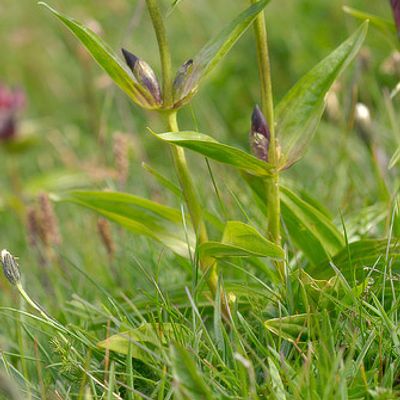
[[391, 0, 400, 37], [0, 83, 25, 141]]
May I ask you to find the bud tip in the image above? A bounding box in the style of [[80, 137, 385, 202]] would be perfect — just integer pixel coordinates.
[[121, 48, 139, 70]]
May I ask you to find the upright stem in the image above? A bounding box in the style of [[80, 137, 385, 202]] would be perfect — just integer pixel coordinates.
[[145, 0, 224, 307], [145, 0, 173, 107], [166, 111, 224, 314], [251, 2, 284, 280], [167, 112, 208, 244]]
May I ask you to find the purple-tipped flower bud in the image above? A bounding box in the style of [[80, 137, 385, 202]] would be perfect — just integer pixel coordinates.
[[250, 105, 270, 162], [121, 48, 162, 104], [391, 0, 400, 37], [1, 250, 21, 286]]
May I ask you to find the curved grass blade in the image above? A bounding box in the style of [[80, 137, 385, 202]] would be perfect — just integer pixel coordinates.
[[310, 239, 400, 280], [264, 314, 309, 342], [39, 2, 155, 109], [199, 221, 283, 259], [170, 344, 214, 400], [150, 130, 273, 176], [343, 6, 396, 42], [173, 0, 270, 106], [275, 22, 368, 168]]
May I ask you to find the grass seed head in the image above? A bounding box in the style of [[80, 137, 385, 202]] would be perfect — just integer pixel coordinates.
[[26, 206, 40, 248], [37, 193, 62, 247], [113, 132, 130, 188], [1, 249, 21, 286], [97, 218, 115, 259]]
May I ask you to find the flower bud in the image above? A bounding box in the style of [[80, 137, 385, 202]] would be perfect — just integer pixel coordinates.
[[249, 105, 270, 162], [121, 48, 162, 104], [172, 59, 194, 105], [1, 250, 21, 286], [391, 0, 400, 37]]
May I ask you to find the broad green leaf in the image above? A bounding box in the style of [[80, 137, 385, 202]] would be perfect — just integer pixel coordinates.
[[264, 314, 309, 342], [310, 239, 400, 280], [60, 191, 182, 223], [24, 170, 97, 197], [173, 0, 270, 106], [199, 221, 283, 259], [275, 22, 368, 168], [170, 344, 214, 400], [98, 323, 190, 362], [151, 130, 273, 176], [281, 186, 344, 266], [58, 191, 194, 257], [343, 6, 396, 42], [39, 3, 155, 109]]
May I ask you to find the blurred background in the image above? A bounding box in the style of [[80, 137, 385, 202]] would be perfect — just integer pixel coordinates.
[[0, 0, 398, 304]]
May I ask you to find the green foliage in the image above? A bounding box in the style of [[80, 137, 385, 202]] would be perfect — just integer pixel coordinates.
[[170, 344, 214, 400], [60, 190, 194, 257], [151, 130, 273, 176], [39, 2, 157, 109], [280, 186, 344, 266], [276, 22, 368, 168], [1, 0, 400, 398], [172, 0, 270, 107], [199, 220, 284, 259]]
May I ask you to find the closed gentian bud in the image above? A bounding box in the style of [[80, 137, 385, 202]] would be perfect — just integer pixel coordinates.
[[250, 105, 270, 162], [1, 250, 21, 286], [121, 48, 162, 105], [172, 59, 194, 105], [391, 0, 400, 37]]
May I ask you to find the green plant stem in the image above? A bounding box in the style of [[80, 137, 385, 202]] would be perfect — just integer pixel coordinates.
[[145, 0, 173, 107], [166, 111, 219, 297], [145, 0, 225, 310], [251, 1, 284, 280]]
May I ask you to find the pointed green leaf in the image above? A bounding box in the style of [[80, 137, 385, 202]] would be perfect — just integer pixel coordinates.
[[151, 130, 273, 176], [39, 2, 156, 109], [275, 22, 368, 168], [264, 314, 309, 342], [199, 221, 283, 259], [173, 0, 270, 106], [170, 344, 214, 400], [280, 186, 344, 266], [98, 323, 190, 362], [58, 191, 193, 257]]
